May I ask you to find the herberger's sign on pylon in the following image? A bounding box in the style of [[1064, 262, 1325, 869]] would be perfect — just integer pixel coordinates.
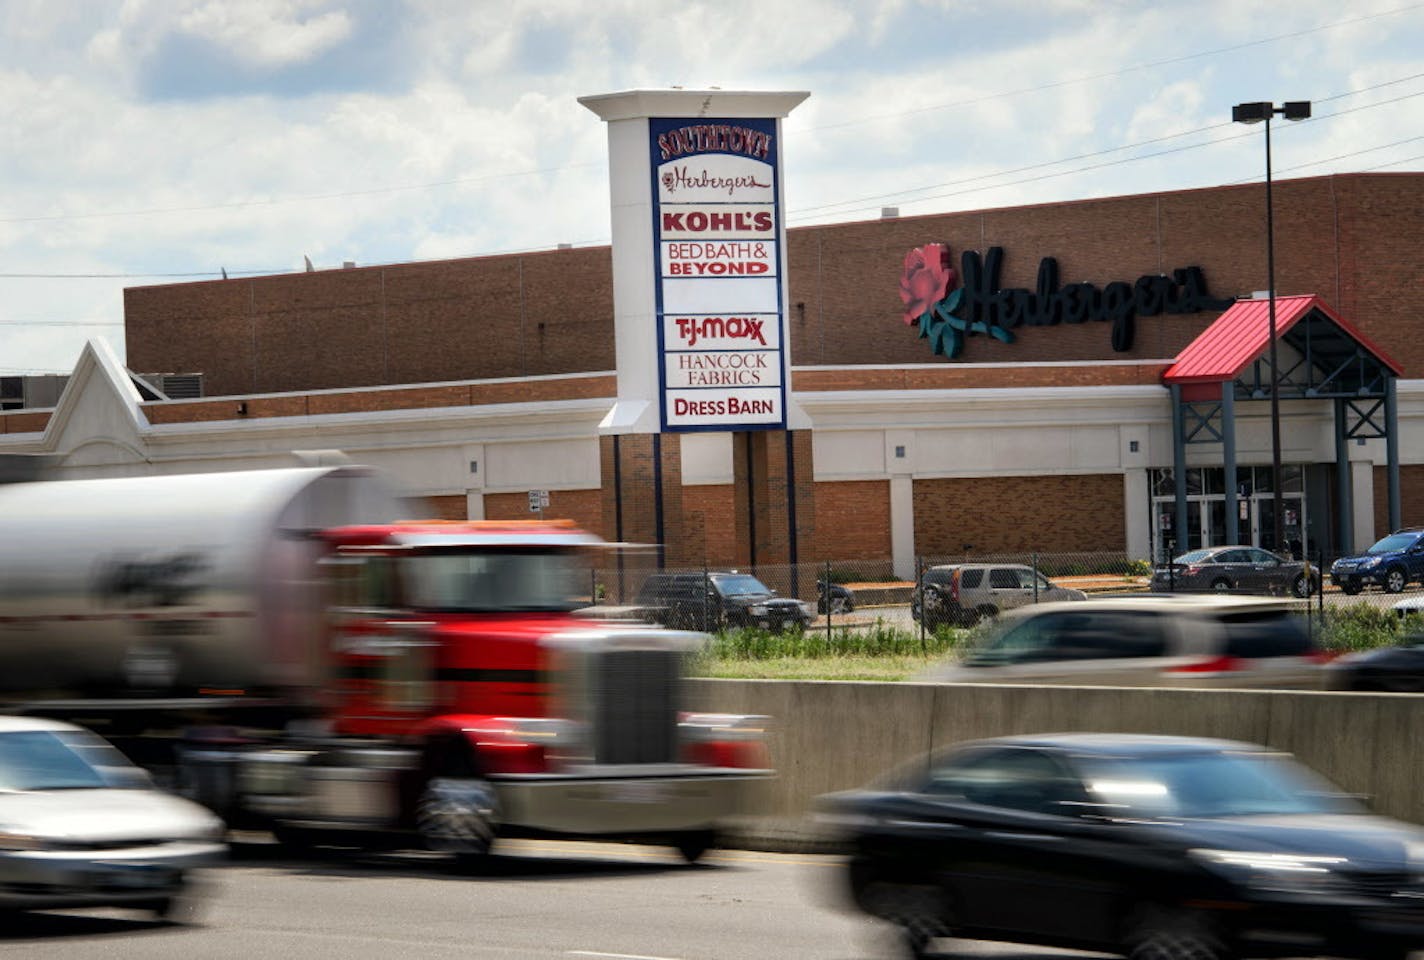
[[900, 244, 1235, 359], [650, 118, 787, 431]]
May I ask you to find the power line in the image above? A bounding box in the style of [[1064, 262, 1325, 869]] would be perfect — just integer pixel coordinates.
[[796, 69, 1424, 219], [0, 161, 606, 226], [0, 319, 122, 326], [799, 3, 1424, 135], [2, 7, 1417, 231], [790, 82, 1424, 223]]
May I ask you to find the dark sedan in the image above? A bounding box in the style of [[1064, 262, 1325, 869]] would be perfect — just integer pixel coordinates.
[[819, 733, 1424, 960], [1151, 545, 1317, 598], [1328, 638, 1424, 691]]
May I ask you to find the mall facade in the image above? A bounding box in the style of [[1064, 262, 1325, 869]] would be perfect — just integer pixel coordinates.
[[2, 129, 1420, 576]]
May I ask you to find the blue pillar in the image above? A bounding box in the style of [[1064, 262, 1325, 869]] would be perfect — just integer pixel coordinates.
[[1222, 381, 1239, 545], [1335, 398, 1353, 554], [1171, 384, 1188, 556]]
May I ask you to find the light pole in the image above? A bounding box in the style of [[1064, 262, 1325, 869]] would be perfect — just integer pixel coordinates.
[[1232, 99, 1311, 555]]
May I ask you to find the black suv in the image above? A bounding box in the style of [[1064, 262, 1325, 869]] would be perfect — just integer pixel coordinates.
[[636, 572, 813, 632]]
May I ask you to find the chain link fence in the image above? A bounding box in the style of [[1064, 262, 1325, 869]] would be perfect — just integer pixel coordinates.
[[580, 547, 1424, 643]]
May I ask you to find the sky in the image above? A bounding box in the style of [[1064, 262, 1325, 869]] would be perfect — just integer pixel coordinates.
[[2, 0, 1422, 377]]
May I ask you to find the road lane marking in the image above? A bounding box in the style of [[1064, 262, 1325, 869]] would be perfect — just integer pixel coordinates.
[[569, 952, 686, 960]]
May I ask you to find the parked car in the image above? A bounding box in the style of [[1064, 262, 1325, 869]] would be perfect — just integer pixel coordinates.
[[635, 571, 813, 632], [1151, 545, 1317, 597], [910, 563, 1086, 628], [817, 580, 856, 615], [0, 716, 225, 919], [1327, 636, 1424, 691], [820, 732, 1424, 960], [1330, 527, 1424, 594], [915, 596, 1326, 688]]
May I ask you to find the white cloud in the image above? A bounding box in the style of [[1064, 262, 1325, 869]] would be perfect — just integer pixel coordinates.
[[0, 0, 1420, 373]]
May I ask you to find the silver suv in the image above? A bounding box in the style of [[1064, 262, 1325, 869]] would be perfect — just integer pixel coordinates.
[[912, 563, 1086, 627], [916, 595, 1325, 688]]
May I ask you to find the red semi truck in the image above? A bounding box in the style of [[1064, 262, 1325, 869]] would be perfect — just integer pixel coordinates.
[[0, 466, 769, 862]]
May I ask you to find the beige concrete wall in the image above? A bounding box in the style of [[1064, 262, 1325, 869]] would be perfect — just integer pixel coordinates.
[[689, 679, 1424, 825]]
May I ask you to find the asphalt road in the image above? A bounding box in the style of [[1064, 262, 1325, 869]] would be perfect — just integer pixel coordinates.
[[0, 838, 1107, 960]]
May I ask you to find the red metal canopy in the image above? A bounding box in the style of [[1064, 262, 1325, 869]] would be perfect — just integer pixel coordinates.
[[1163, 294, 1403, 386]]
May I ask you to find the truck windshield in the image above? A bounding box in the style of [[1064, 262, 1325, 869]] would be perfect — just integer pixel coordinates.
[[403, 550, 585, 612]]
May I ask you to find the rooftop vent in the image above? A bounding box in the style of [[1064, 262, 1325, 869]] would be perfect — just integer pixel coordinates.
[[557, 243, 573, 250], [137, 373, 204, 400], [881, 207, 899, 219]]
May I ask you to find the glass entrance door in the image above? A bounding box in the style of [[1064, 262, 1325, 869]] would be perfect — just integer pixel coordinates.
[[1253, 494, 1306, 558], [1151, 467, 1309, 558]]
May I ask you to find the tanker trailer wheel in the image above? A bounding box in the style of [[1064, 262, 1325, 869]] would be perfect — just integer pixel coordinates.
[[416, 777, 498, 865], [672, 829, 717, 863]]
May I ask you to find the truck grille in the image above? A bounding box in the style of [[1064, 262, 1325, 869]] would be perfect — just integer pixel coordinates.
[[590, 649, 680, 765]]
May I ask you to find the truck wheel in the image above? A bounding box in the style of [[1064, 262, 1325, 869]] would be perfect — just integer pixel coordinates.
[[1386, 567, 1408, 594], [416, 777, 497, 860], [673, 829, 716, 863]]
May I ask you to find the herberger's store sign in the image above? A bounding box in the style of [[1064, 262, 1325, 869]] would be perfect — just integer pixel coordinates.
[[899, 244, 1234, 358], [650, 117, 787, 431]]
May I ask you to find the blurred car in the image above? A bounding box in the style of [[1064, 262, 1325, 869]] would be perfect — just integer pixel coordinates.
[[635, 570, 813, 632], [817, 580, 856, 615], [1151, 545, 1317, 598], [1331, 527, 1424, 595], [915, 596, 1326, 688], [819, 732, 1424, 960], [0, 716, 225, 919], [910, 563, 1086, 628], [1327, 637, 1424, 691]]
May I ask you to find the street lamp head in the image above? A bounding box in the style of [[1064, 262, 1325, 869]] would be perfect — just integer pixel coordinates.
[[1233, 101, 1272, 124], [1233, 100, 1312, 124]]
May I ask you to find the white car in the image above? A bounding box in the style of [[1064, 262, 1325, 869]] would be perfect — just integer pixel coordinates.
[[915, 595, 1326, 688], [0, 716, 225, 919]]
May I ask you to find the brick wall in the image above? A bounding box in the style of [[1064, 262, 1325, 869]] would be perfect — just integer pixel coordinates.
[[682, 485, 737, 567], [0, 412, 50, 433], [913, 474, 1126, 555], [141, 374, 615, 424], [599, 434, 686, 564], [124, 247, 616, 397], [732, 430, 816, 567], [1372, 465, 1424, 537], [123, 174, 1421, 396], [483, 488, 604, 536], [814, 480, 891, 561], [422, 495, 468, 521]]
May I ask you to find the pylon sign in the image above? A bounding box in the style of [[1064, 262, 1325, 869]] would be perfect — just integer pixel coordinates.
[[649, 118, 786, 432]]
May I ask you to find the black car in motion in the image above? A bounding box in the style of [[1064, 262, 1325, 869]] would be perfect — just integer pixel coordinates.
[[1328, 637, 1424, 691], [820, 733, 1424, 960]]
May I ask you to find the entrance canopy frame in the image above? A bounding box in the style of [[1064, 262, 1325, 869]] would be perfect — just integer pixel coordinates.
[[1163, 295, 1403, 559]]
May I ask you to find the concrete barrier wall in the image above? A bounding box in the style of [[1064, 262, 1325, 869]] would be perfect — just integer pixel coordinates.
[[689, 679, 1424, 825]]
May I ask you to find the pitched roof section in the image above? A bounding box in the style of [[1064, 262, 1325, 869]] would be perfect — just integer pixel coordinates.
[[1163, 295, 1403, 385]]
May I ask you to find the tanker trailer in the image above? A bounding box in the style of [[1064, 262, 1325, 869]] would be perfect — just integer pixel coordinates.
[[0, 465, 408, 728]]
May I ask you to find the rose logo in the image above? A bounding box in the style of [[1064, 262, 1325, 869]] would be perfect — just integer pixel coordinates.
[[899, 243, 1013, 358], [899, 244, 955, 325], [661, 170, 677, 194]]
